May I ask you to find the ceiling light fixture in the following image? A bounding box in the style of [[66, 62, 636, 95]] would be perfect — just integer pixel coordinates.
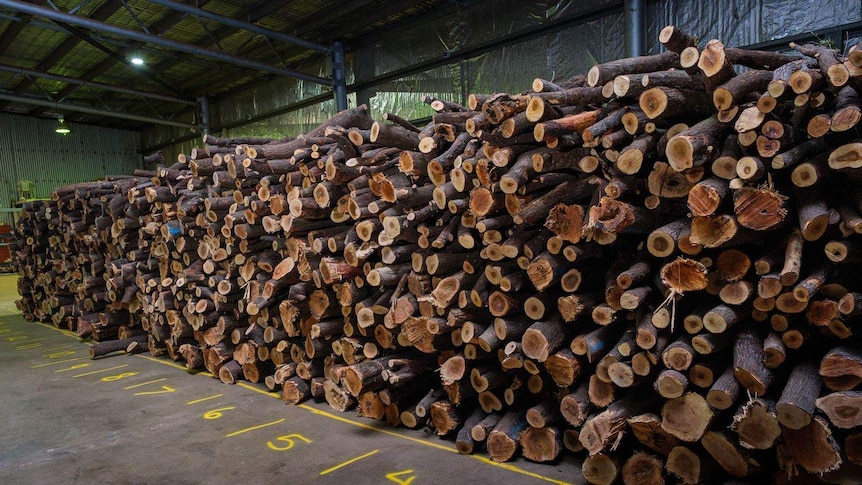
[[55, 115, 70, 135], [131, 57, 144, 66]]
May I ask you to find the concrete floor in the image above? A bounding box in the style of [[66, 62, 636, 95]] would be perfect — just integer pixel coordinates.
[[0, 275, 584, 484]]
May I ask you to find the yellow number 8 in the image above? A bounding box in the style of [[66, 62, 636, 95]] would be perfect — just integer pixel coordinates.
[[101, 372, 139, 382]]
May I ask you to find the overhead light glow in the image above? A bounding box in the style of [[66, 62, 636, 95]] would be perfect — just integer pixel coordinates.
[[55, 115, 70, 135], [131, 57, 144, 66]]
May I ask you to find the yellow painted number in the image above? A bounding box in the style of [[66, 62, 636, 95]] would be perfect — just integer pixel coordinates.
[[135, 386, 176, 396], [203, 406, 236, 419], [266, 434, 311, 451], [56, 363, 90, 373], [101, 372, 139, 382], [386, 470, 415, 485]]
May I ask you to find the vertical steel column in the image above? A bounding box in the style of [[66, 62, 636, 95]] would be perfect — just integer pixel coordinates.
[[624, 0, 645, 57], [198, 95, 210, 135], [331, 41, 348, 111]]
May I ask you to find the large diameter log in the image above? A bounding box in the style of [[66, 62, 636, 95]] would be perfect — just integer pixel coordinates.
[[521, 316, 568, 362], [816, 391, 862, 428], [487, 409, 529, 462], [778, 416, 843, 475], [660, 392, 712, 442]]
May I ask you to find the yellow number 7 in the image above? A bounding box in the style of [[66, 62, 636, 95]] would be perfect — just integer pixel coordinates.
[[267, 433, 311, 451]]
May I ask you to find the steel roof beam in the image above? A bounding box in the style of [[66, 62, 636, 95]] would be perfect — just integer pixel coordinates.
[[146, 0, 329, 53], [0, 91, 195, 128], [0, 63, 195, 105], [0, 0, 332, 86]]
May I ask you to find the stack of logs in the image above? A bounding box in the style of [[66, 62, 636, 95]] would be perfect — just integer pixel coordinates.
[[15, 26, 862, 483]]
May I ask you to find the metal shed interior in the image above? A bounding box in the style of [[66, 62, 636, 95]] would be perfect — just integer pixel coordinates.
[[0, 0, 861, 201]]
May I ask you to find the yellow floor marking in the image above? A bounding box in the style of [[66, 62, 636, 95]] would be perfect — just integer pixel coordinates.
[[135, 354, 213, 377], [297, 405, 572, 485], [124, 378, 167, 390], [41, 344, 74, 353], [225, 418, 285, 438], [299, 405, 456, 453], [320, 449, 379, 476], [55, 363, 90, 373], [15, 342, 43, 350], [187, 394, 223, 405], [31, 357, 86, 368], [237, 382, 281, 398], [35, 322, 80, 339], [72, 364, 128, 378], [29, 347, 571, 485]]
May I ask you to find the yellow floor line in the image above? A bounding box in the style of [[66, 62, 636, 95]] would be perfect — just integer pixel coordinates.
[[15, 316, 571, 484], [187, 394, 223, 405], [319, 449, 379, 475], [31, 357, 86, 368], [72, 364, 128, 378], [135, 354, 213, 377], [224, 418, 285, 438], [124, 378, 167, 390]]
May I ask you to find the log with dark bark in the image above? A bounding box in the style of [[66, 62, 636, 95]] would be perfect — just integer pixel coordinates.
[[15, 27, 862, 483]]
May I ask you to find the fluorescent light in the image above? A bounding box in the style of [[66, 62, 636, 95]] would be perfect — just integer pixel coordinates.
[[55, 115, 70, 135], [131, 57, 144, 66]]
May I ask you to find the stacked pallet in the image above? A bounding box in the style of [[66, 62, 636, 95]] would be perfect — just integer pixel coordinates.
[[15, 27, 862, 483]]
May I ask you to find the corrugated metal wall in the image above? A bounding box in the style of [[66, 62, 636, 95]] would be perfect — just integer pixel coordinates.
[[141, 0, 862, 155], [0, 112, 141, 221]]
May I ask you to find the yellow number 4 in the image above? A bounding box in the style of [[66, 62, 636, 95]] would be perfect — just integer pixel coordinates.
[[267, 434, 311, 451]]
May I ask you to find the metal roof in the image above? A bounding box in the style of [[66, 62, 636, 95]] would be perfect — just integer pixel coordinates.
[[0, 0, 448, 131]]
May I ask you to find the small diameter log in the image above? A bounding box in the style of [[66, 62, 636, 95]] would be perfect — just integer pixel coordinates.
[[89, 334, 148, 358], [660, 392, 712, 442], [733, 329, 772, 395], [581, 394, 653, 455], [520, 426, 563, 463], [621, 452, 664, 485], [666, 446, 710, 485], [587, 50, 679, 87], [560, 383, 591, 427], [776, 361, 822, 429], [430, 399, 467, 436], [665, 116, 726, 172], [582, 454, 620, 485], [544, 348, 582, 387], [713, 70, 773, 110], [659, 25, 698, 53]]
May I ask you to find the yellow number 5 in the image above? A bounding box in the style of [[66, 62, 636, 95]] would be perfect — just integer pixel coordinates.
[[267, 434, 311, 451]]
